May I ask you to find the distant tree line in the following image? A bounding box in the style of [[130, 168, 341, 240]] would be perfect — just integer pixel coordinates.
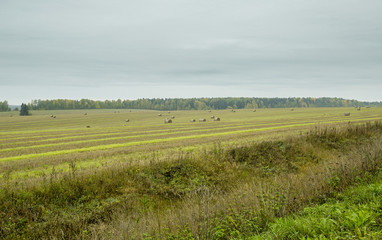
[[0, 101, 10, 112], [25, 97, 382, 111]]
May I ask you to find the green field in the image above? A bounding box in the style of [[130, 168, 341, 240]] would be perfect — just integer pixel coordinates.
[[1, 107, 380, 172], [1, 107, 382, 239]]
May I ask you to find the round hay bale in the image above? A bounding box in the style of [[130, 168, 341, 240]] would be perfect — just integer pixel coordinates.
[[199, 118, 206, 122], [84, 113, 87, 115], [344, 112, 350, 116], [164, 118, 172, 123], [210, 116, 215, 119], [125, 119, 130, 122], [86, 126, 91, 128], [158, 114, 162, 116], [253, 109, 256, 112], [171, 116, 175, 119], [190, 119, 196, 122], [214, 117, 220, 121]]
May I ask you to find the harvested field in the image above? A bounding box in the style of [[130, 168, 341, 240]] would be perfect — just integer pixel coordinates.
[[0, 107, 381, 178], [0, 107, 382, 239]]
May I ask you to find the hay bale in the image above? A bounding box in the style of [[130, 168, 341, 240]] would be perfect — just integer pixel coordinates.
[[158, 114, 162, 116], [125, 119, 130, 122], [164, 118, 172, 123], [168, 111, 171, 114], [53, 116, 56, 118], [190, 119, 196, 122], [214, 117, 220, 121], [357, 107, 361, 111], [84, 113, 87, 115], [199, 118, 206, 122], [210, 116, 215, 119], [171, 116, 175, 119], [344, 112, 350, 116], [86, 126, 91, 128], [253, 109, 256, 112]]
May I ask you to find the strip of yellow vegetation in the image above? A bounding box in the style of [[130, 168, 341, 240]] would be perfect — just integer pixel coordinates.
[[0, 121, 300, 153], [0, 122, 249, 147], [2, 117, 381, 162]]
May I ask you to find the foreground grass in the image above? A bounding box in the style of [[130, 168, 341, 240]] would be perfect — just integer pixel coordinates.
[[1, 121, 382, 239], [250, 172, 382, 240]]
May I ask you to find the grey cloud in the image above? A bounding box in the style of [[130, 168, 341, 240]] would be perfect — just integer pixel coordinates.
[[0, 0, 381, 104]]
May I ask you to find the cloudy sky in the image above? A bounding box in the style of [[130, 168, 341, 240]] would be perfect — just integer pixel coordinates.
[[1, 0, 381, 104]]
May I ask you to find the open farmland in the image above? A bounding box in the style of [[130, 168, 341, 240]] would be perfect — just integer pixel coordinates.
[[1, 107, 382, 239], [0, 107, 380, 177]]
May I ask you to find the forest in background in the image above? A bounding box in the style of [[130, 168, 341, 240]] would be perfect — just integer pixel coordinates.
[[1, 97, 382, 112]]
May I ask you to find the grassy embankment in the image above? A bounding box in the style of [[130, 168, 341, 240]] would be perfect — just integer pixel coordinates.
[[250, 172, 382, 239], [0, 107, 381, 239]]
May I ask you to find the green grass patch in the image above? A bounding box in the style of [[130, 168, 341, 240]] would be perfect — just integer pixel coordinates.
[[250, 173, 382, 240]]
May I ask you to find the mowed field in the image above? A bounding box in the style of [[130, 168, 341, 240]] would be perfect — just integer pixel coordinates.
[[0, 107, 381, 182]]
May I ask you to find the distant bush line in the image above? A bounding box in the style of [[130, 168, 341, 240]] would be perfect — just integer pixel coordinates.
[[21, 97, 382, 111]]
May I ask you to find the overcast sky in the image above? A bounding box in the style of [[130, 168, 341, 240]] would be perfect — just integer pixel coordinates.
[[1, 0, 381, 104]]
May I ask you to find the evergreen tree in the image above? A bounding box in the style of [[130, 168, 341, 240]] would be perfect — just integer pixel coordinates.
[[20, 103, 30, 116]]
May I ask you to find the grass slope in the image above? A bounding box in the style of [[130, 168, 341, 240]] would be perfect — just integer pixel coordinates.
[[250, 173, 382, 240]]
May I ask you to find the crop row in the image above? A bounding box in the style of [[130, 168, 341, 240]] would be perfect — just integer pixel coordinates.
[[2, 114, 380, 155], [2, 112, 376, 146], [2, 117, 379, 163]]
